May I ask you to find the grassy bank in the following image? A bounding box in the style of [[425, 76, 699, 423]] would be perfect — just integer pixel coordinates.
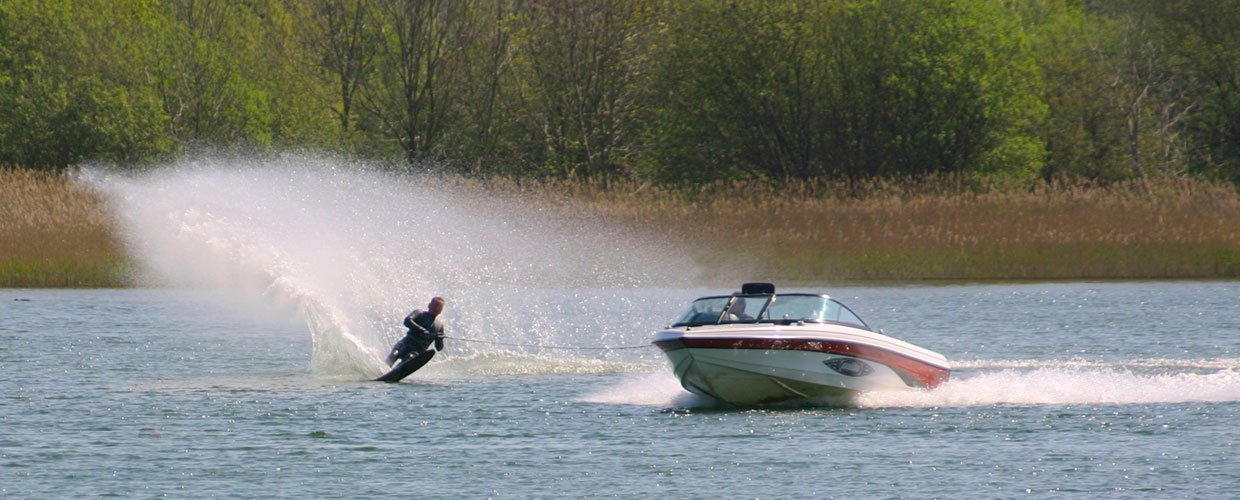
[[0, 168, 127, 287], [490, 175, 1240, 281], [2, 168, 1238, 287]]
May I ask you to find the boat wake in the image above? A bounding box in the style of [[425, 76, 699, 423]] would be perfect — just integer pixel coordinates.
[[580, 371, 711, 407], [858, 359, 1240, 408], [953, 357, 1240, 373], [584, 359, 1240, 409]]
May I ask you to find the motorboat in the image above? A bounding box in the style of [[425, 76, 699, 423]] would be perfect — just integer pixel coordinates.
[[653, 283, 950, 406]]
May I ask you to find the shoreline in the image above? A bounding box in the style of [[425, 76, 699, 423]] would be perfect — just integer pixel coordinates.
[[7, 273, 1240, 290], [3, 168, 1238, 288]]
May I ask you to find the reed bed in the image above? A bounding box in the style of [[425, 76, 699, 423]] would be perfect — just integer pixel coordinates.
[[486, 175, 1240, 281], [3, 167, 1238, 286], [0, 168, 126, 287]]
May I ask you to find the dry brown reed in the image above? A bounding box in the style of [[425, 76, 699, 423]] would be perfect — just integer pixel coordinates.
[[3, 167, 1238, 286], [481, 174, 1240, 281], [0, 168, 125, 286]]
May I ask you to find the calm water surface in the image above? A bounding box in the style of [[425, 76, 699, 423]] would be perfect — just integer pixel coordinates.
[[2, 282, 1237, 498]]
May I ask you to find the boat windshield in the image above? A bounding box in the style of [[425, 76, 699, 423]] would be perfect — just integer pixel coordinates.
[[764, 295, 869, 329], [671, 294, 870, 330], [671, 296, 745, 326]]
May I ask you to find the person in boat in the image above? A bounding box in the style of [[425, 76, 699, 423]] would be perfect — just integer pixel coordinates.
[[385, 296, 446, 366], [726, 293, 754, 322]]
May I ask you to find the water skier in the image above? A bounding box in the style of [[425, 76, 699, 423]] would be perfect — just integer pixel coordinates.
[[385, 296, 446, 366]]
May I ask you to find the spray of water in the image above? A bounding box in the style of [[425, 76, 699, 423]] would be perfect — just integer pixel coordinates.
[[856, 362, 1240, 408], [87, 154, 696, 377], [581, 359, 1240, 408]]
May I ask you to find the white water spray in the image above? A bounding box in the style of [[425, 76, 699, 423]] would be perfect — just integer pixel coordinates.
[[856, 361, 1240, 408], [89, 155, 696, 377], [581, 359, 1240, 408]]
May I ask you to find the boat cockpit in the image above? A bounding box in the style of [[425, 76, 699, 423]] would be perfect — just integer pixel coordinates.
[[671, 292, 871, 331]]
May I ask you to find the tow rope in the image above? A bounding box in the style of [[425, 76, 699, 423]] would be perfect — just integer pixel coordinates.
[[443, 336, 652, 351]]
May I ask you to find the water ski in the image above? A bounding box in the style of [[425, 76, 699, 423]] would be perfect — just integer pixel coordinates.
[[375, 349, 436, 383]]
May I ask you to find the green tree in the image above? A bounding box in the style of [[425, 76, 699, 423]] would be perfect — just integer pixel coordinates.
[[357, 0, 477, 164], [503, 0, 659, 178], [436, 0, 521, 173], [0, 0, 170, 169], [1017, 1, 1128, 181], [153, 0, 262, 146], [645, 0, 1045, 183], [152, 0, 334, 153], [303, 0, 378, 138], [1143, 0, 1240, 182], [1091, 10, 1194, 194], [248, 1, 339, 149]]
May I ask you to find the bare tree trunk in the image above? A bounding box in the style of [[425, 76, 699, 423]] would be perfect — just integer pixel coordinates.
[[512, 0, 654, 178], [307, 0, 375, 133], [1126, 98, 1151, 197], [360, 0, 472, 164], [1094, 15, 1191, 199]]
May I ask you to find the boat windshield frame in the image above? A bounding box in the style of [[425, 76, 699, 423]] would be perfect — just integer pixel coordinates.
[[670, 293, 872, 331]]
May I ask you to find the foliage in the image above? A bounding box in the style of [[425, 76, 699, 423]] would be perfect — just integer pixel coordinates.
[[0, 0, 171, 169], [643, 0, 1045, 183], [1142, 0, 1240, 183], [503, 0, 659, 178], [1019, 0, 1129, 182], [0, 0, 1238, 186], [150, 0, 334, 152]]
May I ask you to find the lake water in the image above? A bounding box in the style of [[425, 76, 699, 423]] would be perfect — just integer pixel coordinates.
[[3, 282, 1238, 499], [6, 159, 1234, 497]]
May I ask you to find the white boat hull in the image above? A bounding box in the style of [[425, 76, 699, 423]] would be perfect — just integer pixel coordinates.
[[654, 325, 951, 406], [664, 348, 912, 405]]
